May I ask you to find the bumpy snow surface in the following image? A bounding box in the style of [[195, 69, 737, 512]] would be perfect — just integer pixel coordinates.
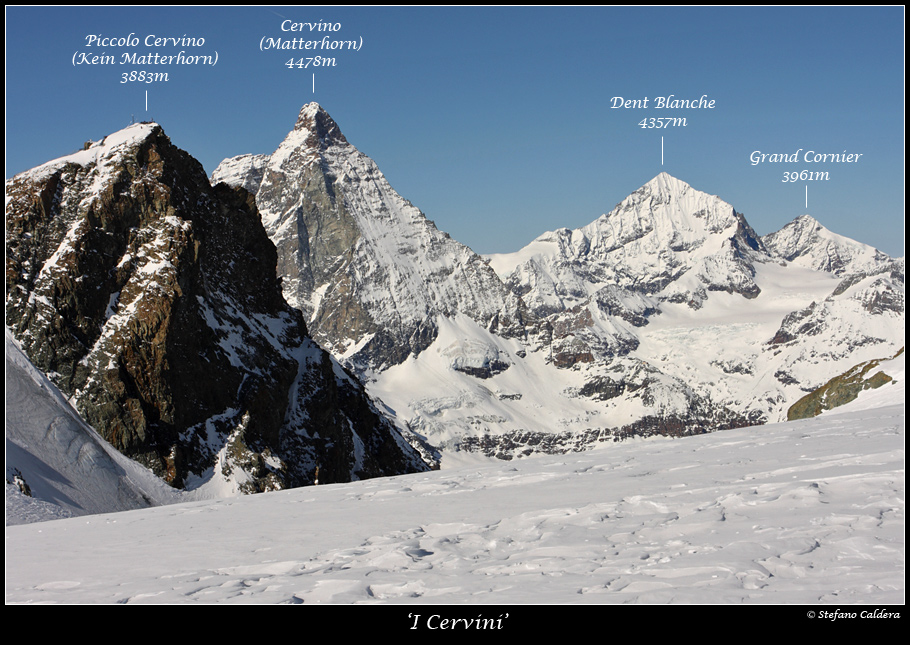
[[6, 353, 903, 603]]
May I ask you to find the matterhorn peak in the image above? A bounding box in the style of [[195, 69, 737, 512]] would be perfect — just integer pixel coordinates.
[[293, 101, 347, 146]]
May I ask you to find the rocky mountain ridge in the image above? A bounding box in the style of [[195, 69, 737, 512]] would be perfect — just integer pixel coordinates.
[[5, 122, 430, 493]]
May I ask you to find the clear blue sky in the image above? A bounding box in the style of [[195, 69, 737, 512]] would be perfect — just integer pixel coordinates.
[[5, 6, 905, 257]]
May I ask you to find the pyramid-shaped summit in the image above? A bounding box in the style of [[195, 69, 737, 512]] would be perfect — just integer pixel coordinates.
[[293, 102, 347, 146], [609, 171, 740, 231], [642, 171, 694, 195], [213, 103, 528, 372], [493, 171, 766, 313]]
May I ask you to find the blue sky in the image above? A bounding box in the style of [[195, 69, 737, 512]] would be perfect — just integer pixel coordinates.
[[5, 6, 904, 257]]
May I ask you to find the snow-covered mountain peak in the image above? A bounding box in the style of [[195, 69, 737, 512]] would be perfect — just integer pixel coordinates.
[[793, 213, 822, 227], [250, 103, 350, 194], [763, 212, 893, 275], [611, 172, 731, 222], [210, 106, 348, 196], [212, 103, 525, 372], [641, 171, 693, 197], [770, 214, 833, 244], [563, 174, 745, 262], [15, 121, 161, 184], [296, 100, 327, 122], [487, 172, 771, 323]]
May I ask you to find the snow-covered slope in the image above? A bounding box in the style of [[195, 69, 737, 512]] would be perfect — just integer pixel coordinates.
[[207, 153, 269, 195], [5, 373, 903, 603], [6, 329, 184, 525]]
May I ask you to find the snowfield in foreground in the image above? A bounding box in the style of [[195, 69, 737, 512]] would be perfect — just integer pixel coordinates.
[[6, 361, 903, 604]]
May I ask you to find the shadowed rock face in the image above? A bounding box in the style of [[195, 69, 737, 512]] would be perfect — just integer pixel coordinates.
[[6, 123, 429, 490]]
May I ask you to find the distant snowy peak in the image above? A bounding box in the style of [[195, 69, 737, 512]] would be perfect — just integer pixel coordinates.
[[581, 171, 754, 255], [494, 172, 765, 313], [763, 214, 894, 276], [614, 171, 711, 218], [504, 172, 752, 266]]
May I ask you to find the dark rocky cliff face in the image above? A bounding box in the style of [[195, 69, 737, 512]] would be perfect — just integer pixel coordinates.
[[6, 123, 429, 491]]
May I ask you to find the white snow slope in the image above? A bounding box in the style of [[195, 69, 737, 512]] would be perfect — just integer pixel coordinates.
[[6, 355, 903, 604], [5, 330, 184, 524]]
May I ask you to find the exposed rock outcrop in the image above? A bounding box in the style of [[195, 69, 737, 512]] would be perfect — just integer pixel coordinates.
[[787, 348, 903, 420]]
